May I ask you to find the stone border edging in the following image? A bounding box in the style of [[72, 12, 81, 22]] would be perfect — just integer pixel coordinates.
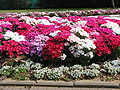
[[74, 81, 120, 88], [0, 81, 119, 88]]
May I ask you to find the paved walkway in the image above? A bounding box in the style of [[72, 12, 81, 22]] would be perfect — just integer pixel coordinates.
[[0, 86, 120, 90]]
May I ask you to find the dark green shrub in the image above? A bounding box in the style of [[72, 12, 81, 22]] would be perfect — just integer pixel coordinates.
[[5, 0, 32, 9]]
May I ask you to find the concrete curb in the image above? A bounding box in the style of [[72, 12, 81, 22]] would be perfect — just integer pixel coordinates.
[[74, 81, 120, 88], [0, 81, 119, 88]]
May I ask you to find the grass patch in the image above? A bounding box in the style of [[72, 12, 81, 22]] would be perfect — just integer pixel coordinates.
[[0, 8, 119, 13]]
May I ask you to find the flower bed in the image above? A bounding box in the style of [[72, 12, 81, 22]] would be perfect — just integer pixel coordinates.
[[0, 15, 120, 63], [0, 59, 120, 81], [0, 13, 120, 80], [0, 9, 120, 18]]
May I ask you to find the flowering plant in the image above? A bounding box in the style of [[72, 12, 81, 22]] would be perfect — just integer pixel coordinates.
[[1, 9, 120, 18], [0, 15, 120, 64]]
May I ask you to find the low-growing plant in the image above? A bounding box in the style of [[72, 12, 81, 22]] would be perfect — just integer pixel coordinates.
[[84, 69, 100, 78], [46, 68, 63, 80], [0, 58, 120, 81], [70, 65, 83, 71], [0, 66, 13, 77], [12, 66, 30, 80], [103, 60, 120, 76], [89, 63, 100, 69], [68, 70, 83, 79]]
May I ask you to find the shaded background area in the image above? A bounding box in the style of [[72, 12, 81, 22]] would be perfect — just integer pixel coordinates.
[[0, 0, 120, 9]]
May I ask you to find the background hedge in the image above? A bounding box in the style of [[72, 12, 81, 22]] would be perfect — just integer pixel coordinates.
[[0, 0, 120, 10]]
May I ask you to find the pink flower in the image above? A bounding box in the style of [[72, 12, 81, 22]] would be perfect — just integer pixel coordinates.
[[0, 40, 30, 58], [0, 33, 3, 39]]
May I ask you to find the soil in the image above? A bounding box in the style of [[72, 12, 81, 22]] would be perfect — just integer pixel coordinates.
[[0, 75, 120, 83]]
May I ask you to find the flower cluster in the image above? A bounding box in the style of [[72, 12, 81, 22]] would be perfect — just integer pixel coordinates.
[[0, 59, 120, 80], [1, 9, 120, 18], [0, 15, 120, 62], [0, 40, 30, 57], [103, 60, 120, 75]]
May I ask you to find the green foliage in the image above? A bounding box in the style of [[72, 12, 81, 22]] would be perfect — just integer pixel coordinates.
[[0, 66, 14, 76], [5, 0, 32, 9], [0, 60, 120, 80], [37, 0, 120, 9], [0, 66, 30, 80], [12, 67, 30, 80], [0, 0, 120, 9]]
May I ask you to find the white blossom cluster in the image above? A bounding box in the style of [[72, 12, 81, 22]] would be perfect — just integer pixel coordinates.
[[37, 19, 51, 25], [67, 25, 96, 58], [68, 39, 96, 58], [30, 63, 42, 70], [0, 66, 12, 76], [58, 66, 69, 73], [103, 60, 120, 76], [0, 21, 12, 25], [49, 30, 61, 37], [34, 67, 49, 79], [4, 30, 26, 42], [89, 63, 100, 69], [70, 65, 83, 71], [0, 60, 120, 80], [101, 21, 120, 34], [68, 65, 84, 79], [46, 68, 63, 80], [20, 16, 51, 25], [68, 70, 83, 79], [75, 21, 87, 26], [33, 66, 69, 80], [20, 16, 39, 25], [70, 26, 89, 37], [84, 69, 100, 78], [49, 16, 70, 23]]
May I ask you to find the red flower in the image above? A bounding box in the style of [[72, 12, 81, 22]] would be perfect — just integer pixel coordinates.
[[42, 38, 64, 60], [0, 40, 30, 58]]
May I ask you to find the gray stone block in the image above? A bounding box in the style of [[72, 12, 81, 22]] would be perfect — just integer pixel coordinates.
[[74, 81, 120, 88]]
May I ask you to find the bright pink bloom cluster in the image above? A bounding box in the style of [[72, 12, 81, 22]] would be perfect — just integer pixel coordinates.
[[0, 40, 30, 57], [42, 25, 71, 60], [94, 33, 120, 56]]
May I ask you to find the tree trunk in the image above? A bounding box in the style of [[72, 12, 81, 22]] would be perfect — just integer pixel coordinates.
[[111, 0, 115, 8]]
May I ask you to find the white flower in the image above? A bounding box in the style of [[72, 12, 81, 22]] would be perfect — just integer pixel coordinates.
[[67, 34, 81, 44], [83, 39, 96, 50], [112, 28, 120, 34], [75, 21, 87, 26], [70, 26, 89, 37], [38, 19, 51, 25], [49, 17, 70, 23], [86, 51, 94, 58], [4, 31, 14, 40], [68, 38, 96, 58], [4, 31, 26, 42], [49, 30, 61, 37], [20, 16, 39, 25], [3, 66, 12, 69], [60, 54, 67, 60], [64, 42, 70, 46], [105, 17, 120, 20], [0, 21, 12, 25], [49, 17, 59, 22], [101, 21, 120, 34]]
